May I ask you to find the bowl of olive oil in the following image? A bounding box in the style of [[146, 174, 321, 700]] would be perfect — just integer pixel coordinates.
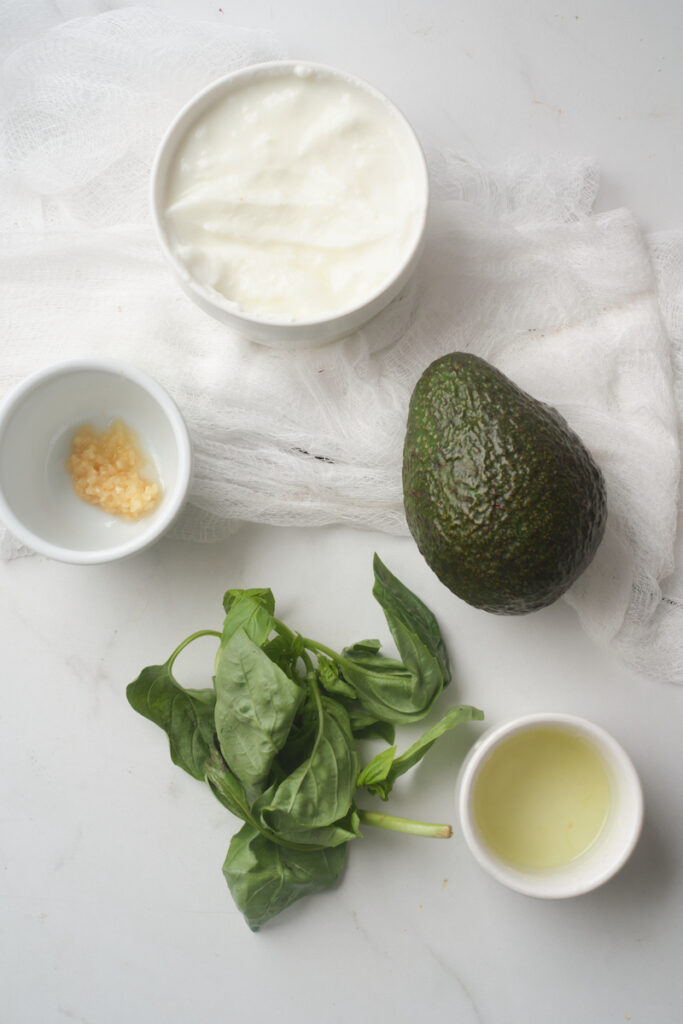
[[457, 713, 643, 898]]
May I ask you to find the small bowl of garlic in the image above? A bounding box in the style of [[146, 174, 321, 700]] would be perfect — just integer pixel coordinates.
[[0, 359, 192, 563]]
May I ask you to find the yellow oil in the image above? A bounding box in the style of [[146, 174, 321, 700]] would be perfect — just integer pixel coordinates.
[[472, 726, 611, 870]]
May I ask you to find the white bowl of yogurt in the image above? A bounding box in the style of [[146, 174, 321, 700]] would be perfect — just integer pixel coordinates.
[[151, 61, 429, 347]]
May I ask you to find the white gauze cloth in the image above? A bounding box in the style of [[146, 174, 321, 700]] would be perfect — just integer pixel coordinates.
[[1, 4, 682, 684]]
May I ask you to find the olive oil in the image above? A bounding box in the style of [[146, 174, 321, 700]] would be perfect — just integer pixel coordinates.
[[472, 727, 611, 870]]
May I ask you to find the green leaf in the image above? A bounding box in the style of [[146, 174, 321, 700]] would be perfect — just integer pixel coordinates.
[[263, 631, 304, 677], [256, 806, 361, 850], [223, 823, 347, 930], [214, 628, 302, 792], [126, 661, 217, 781], [221, 589, 275, 647], [327, 555, 452, 724], [208, 759, 356, 852], [372, 552, 451, 703], [300, 560, 451, 725], [343, 641, 404, 674], [317, 655, 357, 700], [254, 691, 360, 847], [373, 557, 450, 678], [365, 705, 484, 800], [320, 553, 454, 724], [271, 697, 318, 778], [205, 746, 253, 822], [223, 587, 275, 616], [334, 651, 426, 725], [347, 708, 396, 744], [345, 638, 381, 655], [356, 746, 397, 787]]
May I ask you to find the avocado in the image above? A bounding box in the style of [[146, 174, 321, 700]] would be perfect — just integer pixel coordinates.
[[402, 352, 607, 614]]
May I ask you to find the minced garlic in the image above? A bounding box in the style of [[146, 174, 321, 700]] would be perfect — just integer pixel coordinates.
[[67, 419, 161, 520]]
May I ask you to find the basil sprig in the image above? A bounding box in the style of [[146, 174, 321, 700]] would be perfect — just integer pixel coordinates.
[[127, 554, 483, 930]]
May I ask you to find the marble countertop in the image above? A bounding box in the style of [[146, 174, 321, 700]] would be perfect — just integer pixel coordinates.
[[3, 2, 683, 1023]]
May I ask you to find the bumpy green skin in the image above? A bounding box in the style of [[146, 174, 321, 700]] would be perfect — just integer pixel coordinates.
[[402, 353, 607, 614]]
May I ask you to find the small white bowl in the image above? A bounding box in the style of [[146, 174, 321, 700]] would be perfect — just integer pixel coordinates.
[[0, 359, 192, 564], [457, 712, 643, 899], [151, 60, 429, 349]]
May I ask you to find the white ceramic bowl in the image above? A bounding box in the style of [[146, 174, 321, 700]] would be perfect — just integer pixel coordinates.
[[151, 60, 429, 348], [457, 712, 643, 899], [0, 359, 192, 564]]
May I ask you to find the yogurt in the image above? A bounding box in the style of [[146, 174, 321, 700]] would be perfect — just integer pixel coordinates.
[[162, 64, 427, 324]]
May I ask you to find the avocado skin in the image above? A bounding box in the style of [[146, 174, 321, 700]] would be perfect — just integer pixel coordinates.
[[402, 352, 607, 614]]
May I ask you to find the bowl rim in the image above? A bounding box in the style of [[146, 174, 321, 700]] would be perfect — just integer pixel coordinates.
[[150, 58, 430, 332], [0, 357, 193, 564], [457, 711, 644, 899]]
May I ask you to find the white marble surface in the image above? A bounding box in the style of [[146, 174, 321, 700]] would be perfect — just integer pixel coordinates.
[[3, 2, 683, 1023]]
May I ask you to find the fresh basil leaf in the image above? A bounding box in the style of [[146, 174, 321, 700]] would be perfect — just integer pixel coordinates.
[[272, 697, 319, 778], [352, 720, 396, 745], [334, 653, 425, 725], [263, 631, 304, 677], [223, 587, 275, 617], [347, 707, 396, 744], [205, 746, 253, 822], [255, 695, 359, 847], [341, 649, 406, 674], [209, 756, 359, 851], [126, 662, 216, 781], [257, 807, 361, 850], [330, 557, 451, 724], [223, 823, 347, 930], [373, 556, 449, 673], [214, 627, 302, 792], [221, 590, 275, 647], [317, 654, 357, 700], [385, 705, 484, 783], [356, 746, 397, 787], [345, 638, 381, 655], [372, 552, 451, 699], [365, 705, 484, 800]]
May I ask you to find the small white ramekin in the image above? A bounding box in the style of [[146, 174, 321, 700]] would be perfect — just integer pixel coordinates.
[[150, 60, 429, 349], [457, 712, 643, 899], [0, 359, 192, 564]]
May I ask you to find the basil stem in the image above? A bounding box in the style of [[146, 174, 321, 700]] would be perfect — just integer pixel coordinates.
[[357, 809, 452, 839], [167, 629, 222, 673]]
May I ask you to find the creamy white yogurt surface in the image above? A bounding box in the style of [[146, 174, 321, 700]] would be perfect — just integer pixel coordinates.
[[163, 65, 426, 322]]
